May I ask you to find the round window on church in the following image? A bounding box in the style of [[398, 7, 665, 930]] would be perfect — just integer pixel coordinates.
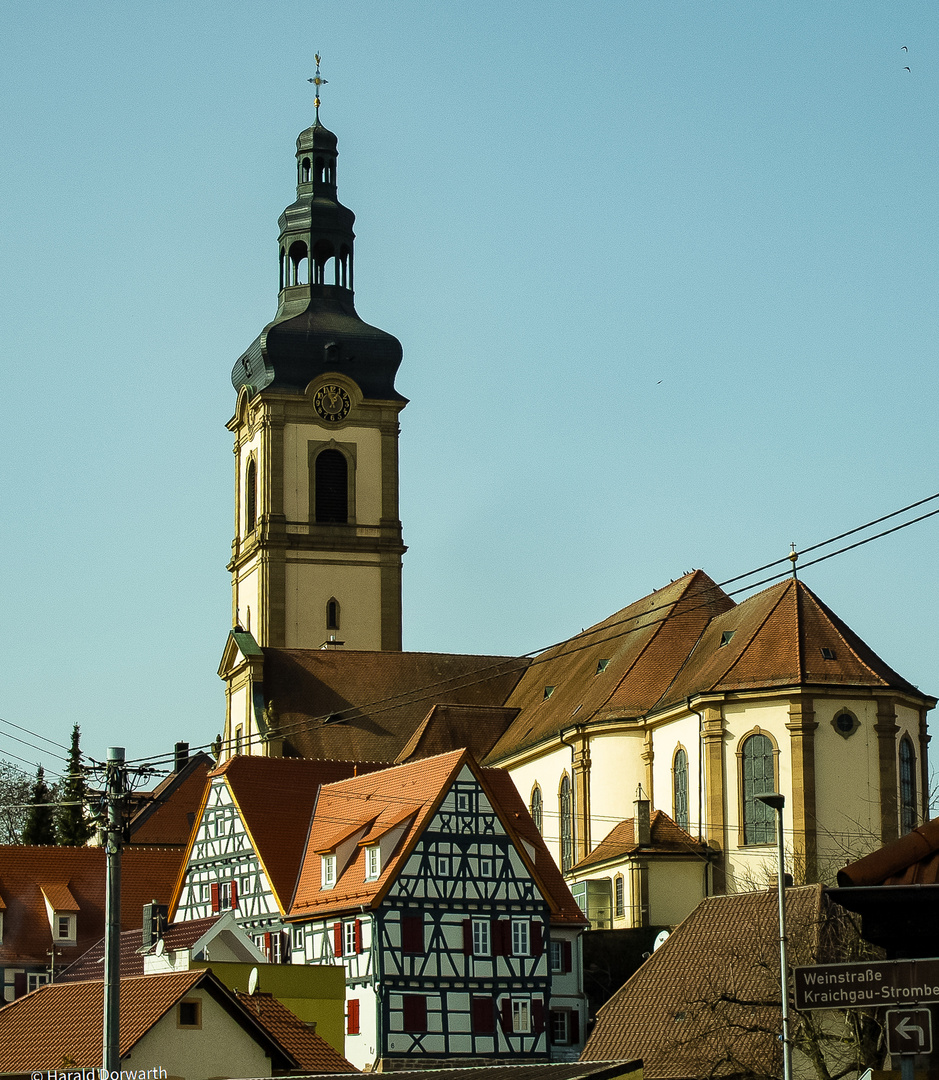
[[832, 711, 860, 739]]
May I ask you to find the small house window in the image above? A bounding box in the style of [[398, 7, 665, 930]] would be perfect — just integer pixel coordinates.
[[512, 919, 530, 957], [57, 915, 72, 940], [326, 598, 340, 630], [322, 854, 337, 889], [178, 1000, 201, 1028], [365, 845, 381, 881], [614, 875, 625, 919], [512, 998, 531, 1034]]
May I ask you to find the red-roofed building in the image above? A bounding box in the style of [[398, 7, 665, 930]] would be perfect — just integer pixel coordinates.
[[0, 845, 183, 1002], [0, 969, 304, 1078], [216, 572, 934, 899], [287, 749, 588, 1071]]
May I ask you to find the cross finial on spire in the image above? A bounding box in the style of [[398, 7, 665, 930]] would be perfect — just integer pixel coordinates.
[[307, 53, 328, 121], [789, 542, 799, 579]]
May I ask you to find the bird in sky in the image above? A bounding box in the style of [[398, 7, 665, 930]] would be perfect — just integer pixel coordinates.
[[902, 45, 908, 51]]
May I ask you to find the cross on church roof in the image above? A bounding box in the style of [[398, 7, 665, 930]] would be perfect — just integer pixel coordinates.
[[307, 53, 327, 120]]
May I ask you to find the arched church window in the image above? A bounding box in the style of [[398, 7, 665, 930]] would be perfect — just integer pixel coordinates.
[[530, 785, 542, 833], [673, 747, 689, 832], [900, 737, 917, 834], [245, 459, 257, 534], [559, 774, 573, 873], [742, 733, 775, 845], [326, 598, 340, 631], [315, 449, 349, 523], [300, 157, 311, 183]]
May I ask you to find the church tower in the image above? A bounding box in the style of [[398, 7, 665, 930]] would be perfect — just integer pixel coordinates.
[[227, 90, 406, 651]]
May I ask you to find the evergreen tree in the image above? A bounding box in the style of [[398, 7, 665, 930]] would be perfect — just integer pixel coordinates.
[[21, 764, 55, 845], [57, 724, 93, 846]]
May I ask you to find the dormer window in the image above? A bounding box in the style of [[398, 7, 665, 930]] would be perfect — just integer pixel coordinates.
[[720, 631, 735, 647], [365, 845, 381, 881], [56, 914, 76, 943], [322, 854, 337, 889], [543, 686, 555, 700], [595, 659, 610, 674]]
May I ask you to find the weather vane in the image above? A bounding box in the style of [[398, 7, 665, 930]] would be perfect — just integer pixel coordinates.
[[307, 53, 327, 120]]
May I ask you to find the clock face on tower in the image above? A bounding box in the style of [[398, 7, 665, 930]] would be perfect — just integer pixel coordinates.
[[313, 384, 351, 422]]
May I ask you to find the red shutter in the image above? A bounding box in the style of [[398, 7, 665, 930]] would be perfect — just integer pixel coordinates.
[[403, 915, 424, 954], [490, 919, 501, 955], [500, 998, 513, 1032], [264, 931, 272, 959], [354, 919, 363, 954], [472, 996, 494, 1033], [462, 919, 473, 955], [210, 883, 220, 914], [12, 973, 26, 999], [403, 994, 427, 1032], [333, 922, 343, 957], [532, 999, 545, 1035], [569, 1009, 580, 1045], [347, 998, 360, 1035], [230, 879, 238, 910], [530, 921, 542, 956], [562, 940, 572, 973], [501, 920, 512, 956]]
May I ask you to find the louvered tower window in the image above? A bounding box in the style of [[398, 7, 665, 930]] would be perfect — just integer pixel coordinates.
[[900, 737, 917, 835], [673, 748, 689, 832], [742, 734, 775, 844], [559, 775, 573, 872], [315, 449, 348, 523]]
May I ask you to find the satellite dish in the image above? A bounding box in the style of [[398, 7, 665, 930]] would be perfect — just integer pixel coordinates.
[[653, 930, 670, 952], [247, 967, 259, 995], [154, 938, 166, 957]]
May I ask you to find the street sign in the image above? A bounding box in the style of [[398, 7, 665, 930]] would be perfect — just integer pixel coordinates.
[[886, 1009, 932, 1056], [794, 958, 939, 1011]]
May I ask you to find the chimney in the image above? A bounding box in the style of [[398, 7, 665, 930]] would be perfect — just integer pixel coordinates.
[[174, 742, 189, 773], [634, 793, 651, 846], [320, 636, 345, 650], [142, 901, 168, 950]]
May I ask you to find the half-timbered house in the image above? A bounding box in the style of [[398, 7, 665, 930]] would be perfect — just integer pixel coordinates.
[[169, 756, 369, 959], [287, 749, 588, 1071]]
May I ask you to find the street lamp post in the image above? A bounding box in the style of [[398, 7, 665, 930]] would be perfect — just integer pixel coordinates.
[[757, 791, 792, 1080]]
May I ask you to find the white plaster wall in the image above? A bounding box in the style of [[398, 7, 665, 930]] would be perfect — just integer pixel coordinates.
[[127, 988, 274, 1080], [813, 697, 883, 876], [343, 985, 379, 1070], [284, 559, 382, 650], [583, 730, 646, 847], [648, 860, 707, 925]]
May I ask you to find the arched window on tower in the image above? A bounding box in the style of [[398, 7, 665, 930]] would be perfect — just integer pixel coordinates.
[[559, 774, 573, 873], [313, 239, 336, 286], [315, 449, 349, 523], [300, 157, 311, 183], [326, 598, 340, 631], [245, 459, 257, 535], [288, 241, 309, 286], [741, 733, 775, 845], [673, 747, 689, 832], [530, 785, 542, 833], [339, 245, 352, 289], [900, 736, 917, 834]]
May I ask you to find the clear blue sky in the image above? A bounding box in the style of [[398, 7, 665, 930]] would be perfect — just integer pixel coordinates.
[[1, 2, 937, 783]]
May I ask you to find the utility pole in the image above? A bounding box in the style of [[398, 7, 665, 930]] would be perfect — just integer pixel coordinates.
[[102, 746, 125, 1072]]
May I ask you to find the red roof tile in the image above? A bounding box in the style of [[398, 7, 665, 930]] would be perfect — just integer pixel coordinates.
[[572, 810, 708, 873], [170, 757, 371, 917], [0, 846, 184, 967], [583, 886, 825, 1076], [128, 752, 213, 847], [260, 648, 528, 761], [58, 915, 224, 981], [291, 750, 468, 917], [233, 990, 358, 1072]]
